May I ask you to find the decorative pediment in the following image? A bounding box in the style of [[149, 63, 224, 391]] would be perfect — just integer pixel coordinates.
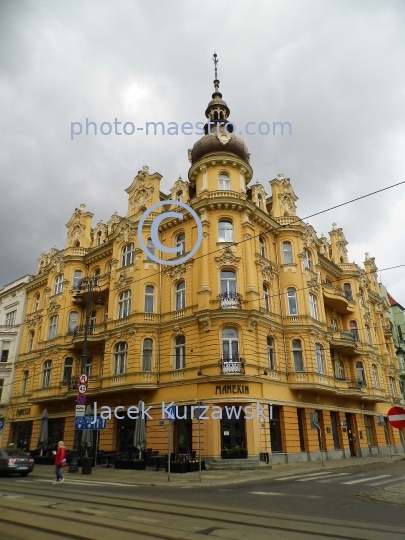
[[50, 254, 65, 274], [215, 247, 241, 269], [115, 271, 132, 289], [164, 262, 191, 282], [307, 277, 319, 293], [107, 212, 122, 235], [255, 259, 278, 281], [303, 226, 316, 248], [47, 299, 61, 314], [129, 178, 154, 213], [25, 313, 43, 328], [170, 177, 189, 201], [116, 221, 137, 243]]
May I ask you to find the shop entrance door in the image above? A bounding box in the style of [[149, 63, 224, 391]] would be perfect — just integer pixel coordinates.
[[345, 413, 357, 456], [221, 408, 246, 452]]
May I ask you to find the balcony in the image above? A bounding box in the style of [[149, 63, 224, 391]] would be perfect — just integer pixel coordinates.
[[361, 386, 390, 403], [218, 292, 242, 309], [328, 331, 358, 355], [289, 372, 365, 397], [220, 357, 245, 375], [68, 322, 107, 341], [322, 283, 354, 314]]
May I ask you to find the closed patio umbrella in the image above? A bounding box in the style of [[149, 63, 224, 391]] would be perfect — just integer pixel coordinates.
[[134, 401, 147, 460], [37, 409, 49, 455], [81, 405, 93, 456]]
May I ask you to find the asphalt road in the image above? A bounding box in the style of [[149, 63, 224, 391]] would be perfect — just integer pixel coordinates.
[[1, 460, 404, 539]]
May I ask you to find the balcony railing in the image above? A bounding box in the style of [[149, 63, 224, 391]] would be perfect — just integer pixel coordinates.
[[220, 357, 245, 375], [341, 330, 357, 342], [218, 292, 242, 309], [323, 283, 347, 298]]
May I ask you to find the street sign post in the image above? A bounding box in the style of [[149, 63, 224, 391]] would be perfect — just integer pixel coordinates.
[[74, 416, 106, 430], [79, 373, 88, 385], [76, 394, 86, 405], [167, 406, 175, 483], [310, 412, 324, 467], [194, 401, 205, 483], [75, 405, 86, 417], [387, 406, 405, 430]]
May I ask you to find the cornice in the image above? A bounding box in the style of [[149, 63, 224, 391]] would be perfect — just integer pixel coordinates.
[[317, 253, 343, 278]]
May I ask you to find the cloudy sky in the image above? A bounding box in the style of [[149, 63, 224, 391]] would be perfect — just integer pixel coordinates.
[[1, 0, 404, 301]]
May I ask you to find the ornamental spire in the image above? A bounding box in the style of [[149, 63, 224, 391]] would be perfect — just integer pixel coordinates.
[[213, 51, 220, 94]]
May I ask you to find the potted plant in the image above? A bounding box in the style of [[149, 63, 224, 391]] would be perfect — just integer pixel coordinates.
[[221, 447, 248, 459], [186, 460, 206, 472]]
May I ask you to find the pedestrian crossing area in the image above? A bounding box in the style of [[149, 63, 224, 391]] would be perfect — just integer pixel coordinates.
[[271, 470, 405, 487]]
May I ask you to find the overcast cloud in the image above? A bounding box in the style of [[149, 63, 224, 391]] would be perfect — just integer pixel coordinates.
[[1, 0, 404, 301]]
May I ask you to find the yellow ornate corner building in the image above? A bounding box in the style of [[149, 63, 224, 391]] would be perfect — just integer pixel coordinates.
[[5, 66, 405, 467]]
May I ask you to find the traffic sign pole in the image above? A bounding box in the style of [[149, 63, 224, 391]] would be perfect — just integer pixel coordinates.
[[387, 406, 405, 456]]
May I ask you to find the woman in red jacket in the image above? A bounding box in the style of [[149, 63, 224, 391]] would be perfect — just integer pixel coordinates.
[[53, 441, 66, 484]]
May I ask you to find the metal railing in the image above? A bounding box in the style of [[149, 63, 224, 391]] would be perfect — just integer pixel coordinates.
[[220, 357, 245, 375], [218, 292, 242, 309]]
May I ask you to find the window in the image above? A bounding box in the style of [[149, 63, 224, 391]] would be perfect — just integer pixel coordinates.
[[0, 378, 3, 401], [89, 311, 97, 334], [122, 243, 134, 266], [144, 286, 154, 313], [21, 370, 29, 396], [343, 283, 353, 301], [175, 335, 186, 370], [315, 343, 324, 375], [282, 241, 293, 264], [67, 311, 78, 334], [259, 236, 266, 258], [269, 405, 283, 453], [1, 341, 10, 362], [303, 249, 312, 270], [142, 339, 153, 372], [292, 339, 304, 371], [93, 268, 100, 285], [333, 351, 344, 380], [84, 356, 92, 378], [287, 288, 298, 315], [220, 270, 237, 296], [175, 233, 185, 256], [114, 342, 127, 375], [263, 284, 270, 311], [175, 281, 185, 310], [118, 290, 131, 319], [364, 415, 375, 446], [257, 195, 263, 210], [48, 315, 58, 340], [28, 331, 35, 353], [97, 231, 102, 245], [371, 364, 379, 389], [365, 325, 371, 344], [355, 361, 366, 386], [5, 310, 16, 326], [62, 358, 73, 383], [42, 360, 52, 388], [73, 270, 82, 289], [218, 173, 230, 190], [331, 318, 338, 332], [146, 238, 155, 261], [218, 220, 234, 242], [222, 327, 239, 360], [267, 337, 275, 370], [309, 294, 318, 320], [176, 191, 183, 202], [349, 320, 359, 341], [54, 274, 64, 295], [389, 377, 396, 398], [33, 294, 40, 312], [330, 411, 341, 450]]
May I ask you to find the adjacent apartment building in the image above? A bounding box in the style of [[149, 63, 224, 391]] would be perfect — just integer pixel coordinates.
[[4, 78, 404, 463]]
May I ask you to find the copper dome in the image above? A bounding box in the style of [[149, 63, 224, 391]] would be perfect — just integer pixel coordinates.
[[190, 134, 250, 164]]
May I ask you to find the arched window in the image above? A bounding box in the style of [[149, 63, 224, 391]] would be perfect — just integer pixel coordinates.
[[220, 270, 237, 296], [42, 360, 52, 388], [175, 281, 185, 310], [48, 315, 58, 340], [67, 311, 78, 334], [33, 294, 40, 312], [332, 350, 344, 379], [218, 173, 230, 190], [89, 311, 97, 334], [73, 270, 82, 289], [74, 241, 80, 248], [142, 339, 153, 372], [54, 274, 64, 295], [114, 342, 127, 375], [263, 284, 270, 311], [146, 238, 155, 261], [84, 356, 92, 378], [21, 370, 29, 396], [287, 288, 298, 315], [309, 293, 318, 320], [174, 335, 186, 370], [259, 236, 266, 258], [144, 286, 154, 313], [122, 243, 134, 267], [118, 290, 131, 319], [62, 357, 73, 383], [355, 361, 366, 385], [349, 320, 359, 341], [343, 283, 353, 301], [218, 220, 234, 242], [27, 331, 35, 352], [176, 191, 183, 202], [292, 339, 304, 372], [304, 249, 312, 270], [282, 241, 293, 264], [222, 327, 239, 360], [371, 364, 379, 389], [257, 194, 263, 210], [315, 343, 324, 375], [267, 337, 275, 370], [93, 268, 100, 285], [175, 233, 185, 256], [389, 376, 396, 398], [97, 231, 102, 245]]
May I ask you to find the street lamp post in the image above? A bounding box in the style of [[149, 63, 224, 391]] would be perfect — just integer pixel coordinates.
[[68, 275, 104, 473]]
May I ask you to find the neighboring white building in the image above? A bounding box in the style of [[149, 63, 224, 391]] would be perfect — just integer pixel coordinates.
[[0, 275, 33, 446]]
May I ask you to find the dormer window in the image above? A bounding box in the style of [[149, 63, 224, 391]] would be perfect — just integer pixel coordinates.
[[176, 191, 182, 202]]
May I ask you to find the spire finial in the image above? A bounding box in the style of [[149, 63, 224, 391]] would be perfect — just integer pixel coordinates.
[[212, 51, 220, 93]]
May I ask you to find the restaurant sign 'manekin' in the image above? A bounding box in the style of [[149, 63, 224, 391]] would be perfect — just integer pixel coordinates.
[[215, 385, 249, 395]]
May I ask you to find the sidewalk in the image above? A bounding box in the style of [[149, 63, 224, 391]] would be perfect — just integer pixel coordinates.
[[29, 453, 405, 488]]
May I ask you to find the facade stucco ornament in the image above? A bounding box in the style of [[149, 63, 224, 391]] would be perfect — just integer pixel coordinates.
[[173, 325, 183, 336], [217, 125, 232, 145], [37, 252, 50, 274], [309, 330, 322, 343], [164, 263, 188, 282], [215, 247, 241, 269], [197, 315, 211, 332], [115, 271, 130, 289], [129, 179, 154, 213], [68, 222, 85, 243], [248, 316, 258, 331], [336, 241, 348, 260], [25, 313, 43, 328], [303, 227, 316, 248], [307, 277, 319, 293], [117, 222, 136, 243], [107, 212, 122, 235], [51, 255, 65, 274], [256, 259, 278, 281], [170, 177, 189, 200], [47, 300, 61, 314], [278, 179, 298, 216]]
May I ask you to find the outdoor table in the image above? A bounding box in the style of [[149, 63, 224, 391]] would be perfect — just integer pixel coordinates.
[[150, 455, 166, 471]]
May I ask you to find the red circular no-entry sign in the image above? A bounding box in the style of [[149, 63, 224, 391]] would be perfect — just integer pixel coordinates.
[[387, 406, 405, 429]]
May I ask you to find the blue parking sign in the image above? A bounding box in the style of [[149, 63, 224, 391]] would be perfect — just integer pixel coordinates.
[[0, 418, 4, 430]]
